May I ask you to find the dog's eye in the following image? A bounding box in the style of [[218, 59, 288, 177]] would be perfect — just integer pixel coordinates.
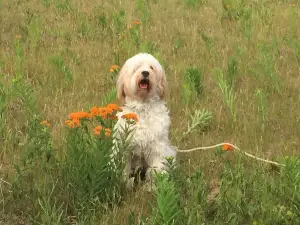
[[150, 66, 155, 71], [133, 65, 140, 73]]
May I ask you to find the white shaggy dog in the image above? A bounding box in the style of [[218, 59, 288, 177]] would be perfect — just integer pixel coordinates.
[[113, 53, 176, 187]]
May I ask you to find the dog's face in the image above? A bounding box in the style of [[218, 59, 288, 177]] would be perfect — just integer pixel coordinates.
[[117, 53, 167, 102]]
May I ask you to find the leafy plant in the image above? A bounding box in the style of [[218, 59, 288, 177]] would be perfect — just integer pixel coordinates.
[[182, 108, 213, 138], [151, 173, 183, 225], [50, 55, 73, 85], [215, 68, 237, 122], [184, 0, 204, 8], [200, 31, 214, 51], [227, 56, 238, 88], [35, 181, 64, 225], [182, 67, 203, 104], [252, 41, 282, 95], [27, 14, 41, 50], [136, 0, 151, 25]]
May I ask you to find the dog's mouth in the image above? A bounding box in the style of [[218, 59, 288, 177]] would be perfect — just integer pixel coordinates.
[[139, 78, 150, 90]]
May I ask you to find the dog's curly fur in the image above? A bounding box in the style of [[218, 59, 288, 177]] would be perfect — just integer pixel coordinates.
[[113, 53, 176, 184]]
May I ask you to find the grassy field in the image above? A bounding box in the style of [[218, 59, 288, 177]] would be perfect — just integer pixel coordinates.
[[1, 0, 300, 224]]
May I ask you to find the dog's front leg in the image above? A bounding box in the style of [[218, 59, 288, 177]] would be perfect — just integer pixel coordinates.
[[143, 143, 169, 191], [125, 156, 135, 191], [125, 149, 142, 191]]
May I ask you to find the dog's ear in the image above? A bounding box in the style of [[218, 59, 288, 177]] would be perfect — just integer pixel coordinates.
[[158, 69, 167, 99], [117, 65, 127, 104]]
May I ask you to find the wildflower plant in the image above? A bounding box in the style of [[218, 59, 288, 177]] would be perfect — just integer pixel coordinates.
[[136, 0, 150, 25], [128, 19, 142, 48], [222, 0, 247, 21], [62, 103, 136, 212], [11, 115, 54, 213], [109, 65, 120, 81]]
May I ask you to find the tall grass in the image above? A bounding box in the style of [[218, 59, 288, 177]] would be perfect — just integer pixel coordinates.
[[1, 0, 300, 224]]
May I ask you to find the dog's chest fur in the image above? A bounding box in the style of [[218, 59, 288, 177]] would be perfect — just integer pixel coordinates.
[[115, 99, 170, 155]]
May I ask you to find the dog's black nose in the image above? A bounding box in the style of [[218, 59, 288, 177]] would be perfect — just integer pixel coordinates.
[[141, 71, 149, 77]]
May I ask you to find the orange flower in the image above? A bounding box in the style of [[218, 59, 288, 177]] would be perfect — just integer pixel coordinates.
[[127, 24, 133, 29], [222, 144, 233, 152], [121, 113, 139, 122], [109, 65, 120, 73], [133, 20, 141, 25], [68, 111, 90, 120], [65, 119, 81, 128], [40, 120, 50, 127], [94, 125, 103, 135], [90, 106, 115, 119], [106, 103, 122, 112], [226, 4, 230, 9], [101, 107, 113, 119], [89, 104, 121, 119], [105, 128, 111, 137], [15, 34, 22, 39], [90, 107, 99, 118]]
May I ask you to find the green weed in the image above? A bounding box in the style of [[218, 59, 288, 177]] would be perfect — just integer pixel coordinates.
[[27, 14, 41, 50], [214, 68, 237, 122], [184, 0, 204, 8], [50, 55, 73, 85], [182, 108, 213, 139], [182, 67, 203, 104]]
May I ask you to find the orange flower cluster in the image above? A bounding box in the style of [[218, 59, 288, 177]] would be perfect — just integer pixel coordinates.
[[222, 144, 233, 152], [105, 128, 111, 137], [106, 103, 122, 111], [68, 111, 90, 120], [90, 103, 122, 119], [65, 111, 89, 128], [40, 120, 50, 127], [90, 107, 113, 119], [121, 113, 139, 122], [127, 20, 141, 29], [93, 125, 111, 137], [94, 125, 103, 135], [65, 104, 122, 129], [133, 20, 141, 25], [64, 103, 123, 138], [110, 65, 120, 73], [65, 118, 81, 128]]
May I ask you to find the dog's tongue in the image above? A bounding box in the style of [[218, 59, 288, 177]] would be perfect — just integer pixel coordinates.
[[139, 83, 148, 89]]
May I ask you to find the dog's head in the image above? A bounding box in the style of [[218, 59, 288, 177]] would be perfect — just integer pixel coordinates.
[[117, 53, 167, 103]]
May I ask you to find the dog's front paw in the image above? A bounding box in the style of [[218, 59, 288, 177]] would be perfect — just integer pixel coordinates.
[[143, 181, 156, 193], [126, 177, 135, 191]]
